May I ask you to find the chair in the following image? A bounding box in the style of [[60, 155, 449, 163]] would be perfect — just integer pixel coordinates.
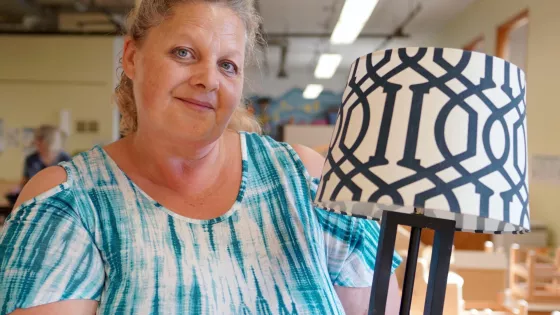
[[509, 244, 560, 303]]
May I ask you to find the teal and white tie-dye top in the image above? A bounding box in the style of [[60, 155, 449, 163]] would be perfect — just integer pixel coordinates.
[[0, 132, 401, 315]]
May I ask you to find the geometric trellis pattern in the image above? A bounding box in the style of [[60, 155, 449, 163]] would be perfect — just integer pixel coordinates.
[[315, 47, 530, 234]]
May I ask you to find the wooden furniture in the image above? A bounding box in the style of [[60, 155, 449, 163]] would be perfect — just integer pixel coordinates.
[[394, 225, 427, 287], [417, 241, 511, 312], [449, 249, 508, 310], [396, 251, 464, 315], [492, 220, 548, 254], [463, 35, 485, 52], [509, 244, 560, 303], [394, 227, 464, 315], [420, 229, 491, 251], [414, 256, 464, 315], [282, 124, 334, 149], [501, 289, 560, 315], [496, 9, 529, 61]]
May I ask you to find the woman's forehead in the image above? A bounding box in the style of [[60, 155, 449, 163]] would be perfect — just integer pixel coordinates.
[[156, 3, 245, 39], [139, 3, 247, 58]]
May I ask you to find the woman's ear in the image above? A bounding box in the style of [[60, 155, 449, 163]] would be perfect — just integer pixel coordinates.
[[122, 36, 137, 80]]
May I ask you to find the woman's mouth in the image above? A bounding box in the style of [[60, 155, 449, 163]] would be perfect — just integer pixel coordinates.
[[176, 97, 214, 110]]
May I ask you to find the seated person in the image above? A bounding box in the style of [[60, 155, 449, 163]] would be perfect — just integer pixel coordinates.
[[21, 125, 71, 187], [5, 125, 70, 208]]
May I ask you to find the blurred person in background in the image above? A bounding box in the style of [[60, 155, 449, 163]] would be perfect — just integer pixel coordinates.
[[21, 125, 71, 187], [0, 0, 401, 314], [4, 125, 71, 208]]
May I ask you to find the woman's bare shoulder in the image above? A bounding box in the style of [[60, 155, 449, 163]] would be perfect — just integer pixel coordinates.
[[13, 166, 68, 210], [290, 144, 325, 178]]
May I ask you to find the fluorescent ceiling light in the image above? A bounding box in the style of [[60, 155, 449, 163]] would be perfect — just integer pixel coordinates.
[[314, 54, 343, 79], [330, 0, 379, 44], [303, 84, 324, 99]]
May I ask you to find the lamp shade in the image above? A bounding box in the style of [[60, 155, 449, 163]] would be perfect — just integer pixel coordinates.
[[314, 47, 529, 234]]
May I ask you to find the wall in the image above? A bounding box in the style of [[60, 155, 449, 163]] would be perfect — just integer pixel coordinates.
[[432, 0, 560, 245], [0, 36, 116, 181]]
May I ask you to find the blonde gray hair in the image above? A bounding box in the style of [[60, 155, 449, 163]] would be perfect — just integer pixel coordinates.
[[115, 0, 263, 136], [35, 125, 65, 154]]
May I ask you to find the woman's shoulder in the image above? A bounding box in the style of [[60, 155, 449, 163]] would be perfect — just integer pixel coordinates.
[[289, 144, 325, 179], [58, 145, 112, 184], [242, 131, 325, 179], [12, 166, 74, 212], [11, 146, 111, 228], [15, 146, 110, 209]]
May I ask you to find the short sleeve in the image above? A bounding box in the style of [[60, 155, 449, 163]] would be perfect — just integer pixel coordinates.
[[0, 186, 104, 314], [310, 177, 402, 287]]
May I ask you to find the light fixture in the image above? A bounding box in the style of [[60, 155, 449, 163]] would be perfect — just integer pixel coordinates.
[[303, 84, 323, 99], [314, 54, 343, 79], [330, 0, 379, 45]]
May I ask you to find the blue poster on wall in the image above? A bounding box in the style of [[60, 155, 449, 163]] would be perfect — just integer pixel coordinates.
[[248, 87, 343, 139]]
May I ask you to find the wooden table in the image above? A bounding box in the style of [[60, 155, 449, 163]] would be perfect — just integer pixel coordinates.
[[450, 250, 508, 310], [501, 289, 560, 315]]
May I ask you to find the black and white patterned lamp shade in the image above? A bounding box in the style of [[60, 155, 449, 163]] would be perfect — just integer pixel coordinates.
[[314, 47, 529, 234]]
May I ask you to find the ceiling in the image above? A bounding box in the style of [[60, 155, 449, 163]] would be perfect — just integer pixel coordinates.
[[257, 0, 475, 77], [0, 0, 475, 78]]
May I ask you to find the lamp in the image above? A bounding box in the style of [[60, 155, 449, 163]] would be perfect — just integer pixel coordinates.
[[314, 47, 529, 314]]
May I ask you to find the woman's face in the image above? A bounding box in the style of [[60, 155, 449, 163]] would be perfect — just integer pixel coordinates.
[[123, 2, 247, 144], [34, 137, 45, 152]]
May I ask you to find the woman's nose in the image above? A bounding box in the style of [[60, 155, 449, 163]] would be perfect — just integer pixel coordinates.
[[188, 62, 219, 92]]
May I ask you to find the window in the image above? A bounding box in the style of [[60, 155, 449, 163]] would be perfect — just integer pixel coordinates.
[[463, 36, 485, 52], [496, 9, 529, 71]]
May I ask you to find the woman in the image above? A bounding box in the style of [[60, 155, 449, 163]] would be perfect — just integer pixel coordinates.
[[4, 125, 71, 208], [22, 125, 71, 187], [0, 0, 401, 314]]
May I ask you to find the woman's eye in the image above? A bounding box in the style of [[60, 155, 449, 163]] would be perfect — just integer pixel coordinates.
[[220, 61, 238, 74], [173, 48, 192, 59]]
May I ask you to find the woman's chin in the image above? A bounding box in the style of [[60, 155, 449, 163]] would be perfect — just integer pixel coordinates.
[[164, 121, 223, 142]]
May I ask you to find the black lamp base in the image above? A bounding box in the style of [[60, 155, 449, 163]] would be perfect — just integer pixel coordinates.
[[368, 211, 456, 315]]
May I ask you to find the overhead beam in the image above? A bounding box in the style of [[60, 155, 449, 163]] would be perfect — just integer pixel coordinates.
[[375, 3, 422, 50], [264, 32, 410, 39]]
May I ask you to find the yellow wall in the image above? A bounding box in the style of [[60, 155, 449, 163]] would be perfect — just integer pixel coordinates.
[[433, 0, 560, 245], [0, 36, 116, 181]]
